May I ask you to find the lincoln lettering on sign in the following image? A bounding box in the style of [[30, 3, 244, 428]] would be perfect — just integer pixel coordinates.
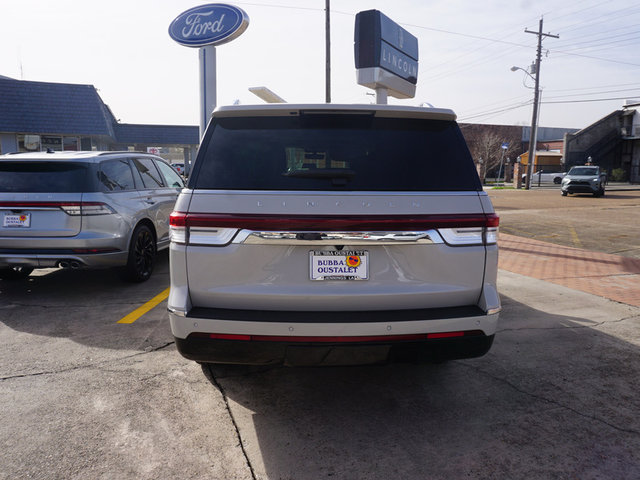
[[380, 43, 418, 82]]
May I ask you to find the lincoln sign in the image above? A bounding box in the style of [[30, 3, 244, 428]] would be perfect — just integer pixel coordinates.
[[354, 9, 419, 99], [169, 3, 249, 47]]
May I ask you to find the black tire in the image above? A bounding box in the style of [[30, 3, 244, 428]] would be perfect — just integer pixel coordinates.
[[122, 224, 156, 282], [0, 266, 34, 280], [561, 191, 568, 196], [554, 177, 562, 184]]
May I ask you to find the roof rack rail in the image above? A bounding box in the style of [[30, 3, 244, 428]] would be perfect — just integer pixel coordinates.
[[97, 151, 150, 156]]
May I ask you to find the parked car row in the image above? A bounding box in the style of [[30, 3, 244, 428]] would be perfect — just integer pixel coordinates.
[[2, 103, 503, 367], [0, 151, 184, 281]]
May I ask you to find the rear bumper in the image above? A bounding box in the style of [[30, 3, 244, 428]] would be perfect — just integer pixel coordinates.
[[0, 249, 128, 268], [169, 305, 499, 365], [175, 332, 495, 366]]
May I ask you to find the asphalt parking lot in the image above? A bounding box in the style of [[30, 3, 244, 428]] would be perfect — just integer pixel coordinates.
[[1, 188, 639, 480]]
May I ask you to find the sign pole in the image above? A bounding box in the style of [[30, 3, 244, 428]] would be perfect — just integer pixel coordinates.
[[199, 45, 217, 139], [375, 87, 388, 105]]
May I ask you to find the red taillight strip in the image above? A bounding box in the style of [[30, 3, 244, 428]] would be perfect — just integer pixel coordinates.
[[0, 202, 103, 208], [170, 212, 499, 231], [204, 330, 481, 343]]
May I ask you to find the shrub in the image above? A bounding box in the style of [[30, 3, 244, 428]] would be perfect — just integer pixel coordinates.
[[610, 168, 627, 182]]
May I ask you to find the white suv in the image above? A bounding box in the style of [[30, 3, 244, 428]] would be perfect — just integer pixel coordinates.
[[168, 104, 500, 366]]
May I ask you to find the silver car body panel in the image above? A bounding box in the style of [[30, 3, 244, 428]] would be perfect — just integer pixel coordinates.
[[169, 190, 498, 323]]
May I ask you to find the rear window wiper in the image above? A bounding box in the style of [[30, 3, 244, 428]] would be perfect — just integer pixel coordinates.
[[283, 168, 355, 179]]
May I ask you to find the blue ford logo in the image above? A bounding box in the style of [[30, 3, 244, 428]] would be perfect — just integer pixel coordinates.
[[169, 4, 249, 47]]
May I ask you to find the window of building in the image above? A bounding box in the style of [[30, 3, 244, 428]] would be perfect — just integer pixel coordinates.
[[42, 136, 63, 151], [63, 136, 79, 151], [17, 134, 41, 152]]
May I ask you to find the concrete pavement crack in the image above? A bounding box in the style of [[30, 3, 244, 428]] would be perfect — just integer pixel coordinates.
[[204, 363, 258, 480], [0, 342, 174, 381], [458, 361, 640, 436]]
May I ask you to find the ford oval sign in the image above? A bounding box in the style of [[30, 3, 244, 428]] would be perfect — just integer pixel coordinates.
[[169, 4, 249, 48]]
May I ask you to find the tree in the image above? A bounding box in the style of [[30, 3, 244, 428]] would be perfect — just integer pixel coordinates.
[[465, 129, 518, 182]]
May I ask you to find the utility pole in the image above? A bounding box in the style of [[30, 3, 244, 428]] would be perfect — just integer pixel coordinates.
[[325, 0, 331, 103], [524, 18, 558, 190]]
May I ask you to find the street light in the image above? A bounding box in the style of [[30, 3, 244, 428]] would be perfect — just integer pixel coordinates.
[[511, 64, 541, 190]]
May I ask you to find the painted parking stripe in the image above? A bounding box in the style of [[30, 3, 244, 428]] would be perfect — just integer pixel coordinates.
[[568, 225, 583, 248], [117, 287, 170, 324]]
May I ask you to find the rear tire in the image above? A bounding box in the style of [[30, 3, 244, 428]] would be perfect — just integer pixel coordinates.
[[0, 266, 34, 280], [121, 224, 156, 282], [561, 191, 568, 196]]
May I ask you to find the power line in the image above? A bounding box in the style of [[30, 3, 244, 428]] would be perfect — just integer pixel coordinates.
[[551, 49, 640, 67], [542, 96, 640, 104]]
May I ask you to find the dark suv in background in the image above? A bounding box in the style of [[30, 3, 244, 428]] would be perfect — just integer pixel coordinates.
[[0, 151, 184, 281], [168, 104, 500, 366]]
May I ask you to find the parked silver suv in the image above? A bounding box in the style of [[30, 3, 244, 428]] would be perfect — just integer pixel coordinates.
[[561, 165, 606, 197], [0, 151, 184, 281], [168, 104, 500, 365]]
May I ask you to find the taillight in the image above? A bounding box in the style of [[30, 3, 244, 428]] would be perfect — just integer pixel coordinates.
[[0, 201, 114, 216], [169, 211, 237, 246], [168, 212, 499, 246], [438, 213, 499, 246], [61, 202, 115, 216]]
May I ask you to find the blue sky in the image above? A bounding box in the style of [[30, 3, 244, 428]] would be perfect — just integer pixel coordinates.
[[2, 0, 639, 128]]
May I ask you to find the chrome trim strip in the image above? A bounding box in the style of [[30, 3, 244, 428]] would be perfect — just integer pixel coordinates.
[[192, 189, 483, 197], [168, 306, 188, 317], [234, 229, 444, 245]]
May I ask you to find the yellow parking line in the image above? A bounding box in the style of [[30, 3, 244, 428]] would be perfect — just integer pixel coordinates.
[[117, 287, 170, 324], [568, 226, 583, 248]]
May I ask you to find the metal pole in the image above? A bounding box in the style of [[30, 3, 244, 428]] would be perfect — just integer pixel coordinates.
[[375, 87, 388, 105], [198, 45, 217, 140], [497, 148, 506, 184], [325, 0, 331, 103]]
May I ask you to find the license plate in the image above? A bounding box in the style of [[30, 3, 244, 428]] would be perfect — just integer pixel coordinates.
[[3, 213, 31, 228], [310, 250, 368, 281]]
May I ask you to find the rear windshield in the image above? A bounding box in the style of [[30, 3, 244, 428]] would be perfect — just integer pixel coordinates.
[[191, 114, 481, 191], [0, 162, 89, 193]]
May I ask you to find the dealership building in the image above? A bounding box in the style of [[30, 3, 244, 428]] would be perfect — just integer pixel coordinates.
[[0, 76, 199, 163]]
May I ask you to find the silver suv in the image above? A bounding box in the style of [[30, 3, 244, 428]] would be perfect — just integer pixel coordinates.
[[561, 165, 606, 197], [0, 151, 184, 281], [168, 104, 500, 366]]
